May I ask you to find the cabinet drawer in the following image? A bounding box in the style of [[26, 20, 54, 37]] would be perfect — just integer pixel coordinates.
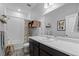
[[33, 46, 39, 56]]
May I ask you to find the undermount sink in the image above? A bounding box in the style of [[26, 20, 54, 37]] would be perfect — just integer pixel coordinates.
[[41, 35, 54, 39], [40, 36, 55, 41]]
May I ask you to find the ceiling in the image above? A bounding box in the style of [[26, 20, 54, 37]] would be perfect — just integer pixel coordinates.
[[0, 3, 65, 16], [0, 3, 38, 14]]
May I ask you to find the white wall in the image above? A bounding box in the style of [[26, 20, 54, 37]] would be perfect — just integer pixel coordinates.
[[45, 3, 79, 36], [0, 22, 5, 31]]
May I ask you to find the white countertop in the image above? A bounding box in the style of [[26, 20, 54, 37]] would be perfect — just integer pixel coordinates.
[[29, 35, 79, 56]]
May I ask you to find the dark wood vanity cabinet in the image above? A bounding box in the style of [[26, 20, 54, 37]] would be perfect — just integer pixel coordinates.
[[29, 39, 40, 56], [29, 39, 34, 56], [29, 39, 69, 56], [39, 43, 69, 56]]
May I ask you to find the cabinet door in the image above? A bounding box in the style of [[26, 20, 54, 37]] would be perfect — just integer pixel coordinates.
[[39, 50, 49, 56], [33, 40, 40, 56], [29, 39, 40, 56], [33, 46, 39, 56], [29, 39, 34, 56]]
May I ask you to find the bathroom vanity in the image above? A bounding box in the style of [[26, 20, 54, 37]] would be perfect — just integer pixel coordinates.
[[29, 36, 79, 56], [29, 39, 69, 56]]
